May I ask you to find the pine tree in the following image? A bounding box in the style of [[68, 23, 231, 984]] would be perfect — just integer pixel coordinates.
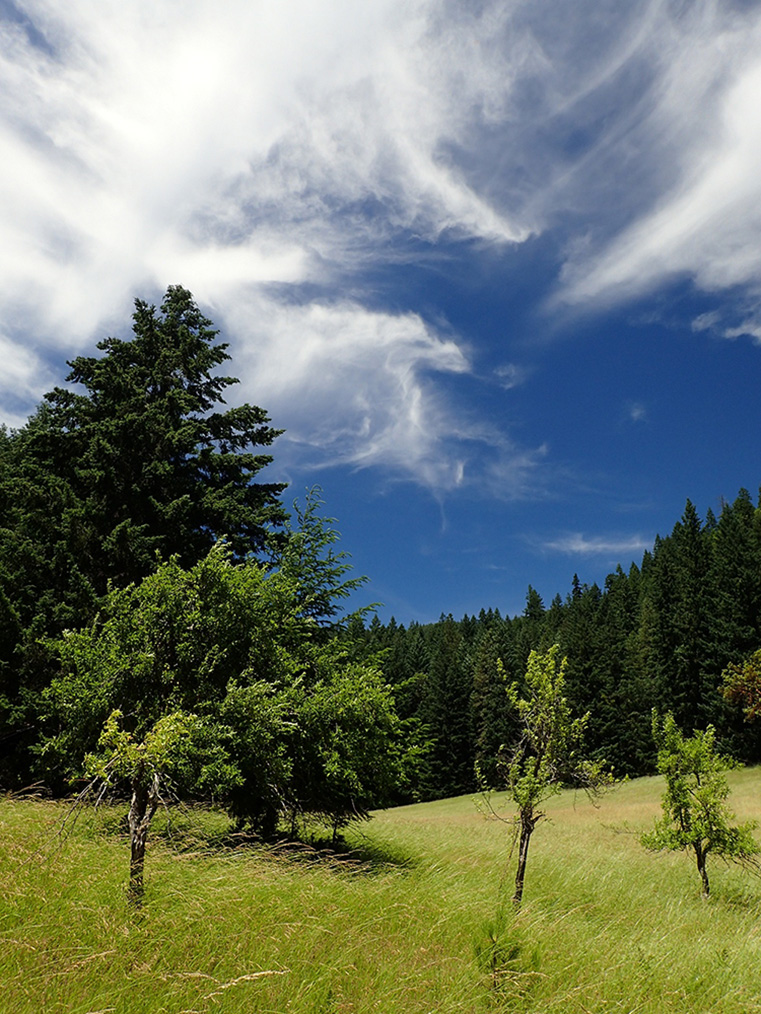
[[0, 286, 286, 787], [471, 629, 515, 787], [710, 490, 761, 666], [420, 616, 472, 797], [648, 502, 714, 732], [1, 287, 286, 628]]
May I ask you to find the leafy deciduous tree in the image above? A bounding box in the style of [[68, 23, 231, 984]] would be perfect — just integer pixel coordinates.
[[85, 708, 236, 905], [500, 645, 611, 908], [42, 529, 402, 895], [722, 649, 761, 722], [641, 711, 759, 898]]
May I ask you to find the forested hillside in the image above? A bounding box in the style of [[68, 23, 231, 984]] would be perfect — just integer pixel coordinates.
[[349, 492, 761, 797], [0, 285, 760, 827]]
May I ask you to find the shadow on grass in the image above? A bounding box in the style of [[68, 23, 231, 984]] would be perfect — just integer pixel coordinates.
[[714, 880, 761, 912], [88, 803, 421, 876], [311, 832, 420, 875], [221, 830, 421, 876]]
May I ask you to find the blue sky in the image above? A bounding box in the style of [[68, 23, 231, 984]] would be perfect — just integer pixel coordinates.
[[2, 0, 761, 624]]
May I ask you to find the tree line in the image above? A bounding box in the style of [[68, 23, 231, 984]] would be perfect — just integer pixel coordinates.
[[350, 492, 761, 799]]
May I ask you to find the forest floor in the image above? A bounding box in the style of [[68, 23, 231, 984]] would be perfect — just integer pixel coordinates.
[[2, 769, 761, 1013]]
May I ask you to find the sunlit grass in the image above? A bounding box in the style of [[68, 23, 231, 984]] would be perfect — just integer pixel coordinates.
[[2, 770, 761, 1012]]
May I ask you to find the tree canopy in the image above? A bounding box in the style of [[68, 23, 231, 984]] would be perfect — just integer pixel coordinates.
[[0, 286, 287, 785], [641, 712, 759, 897], [41, 537, 403, 895], [3, 285, 285, 612]]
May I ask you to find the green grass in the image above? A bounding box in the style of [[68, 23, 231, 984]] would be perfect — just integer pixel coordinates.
[[3, 771, 761, 1012]]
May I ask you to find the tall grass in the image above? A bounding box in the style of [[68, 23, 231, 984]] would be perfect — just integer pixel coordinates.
[[2, 770, 761, 1013]]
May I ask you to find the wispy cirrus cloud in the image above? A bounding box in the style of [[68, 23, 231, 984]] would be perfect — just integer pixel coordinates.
[[540, 533, 651, 556], [626, 401, 648, 423], [2, 0, 761, 494], [692, 308, 761, 345], [0, 0, 538, 489], [494, 363, 530, 390], [224, 295, 546, 493], [556, 1, 761, 311]]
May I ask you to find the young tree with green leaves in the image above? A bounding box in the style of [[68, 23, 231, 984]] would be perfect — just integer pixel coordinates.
[[41, 504, 402, 895], [40, 544, 294, 894], [500, 645, 611, 908], [85, 709, 236, 905], [641, 711, 759, 898]]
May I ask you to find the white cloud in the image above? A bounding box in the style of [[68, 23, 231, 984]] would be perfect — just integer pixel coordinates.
[[692, 311, 721, 334], [542, 533, 651, 556], [223, 295, 544, 493], [0, 0, 528, 329], [3, 0, 761, 488], [0, 329, 54, 429], [557, 2, 761, 308], [227, 297, 470, 487], [494, 363, 528, 390], [722, 320, 761, 344], [0, 0, 540, 488]]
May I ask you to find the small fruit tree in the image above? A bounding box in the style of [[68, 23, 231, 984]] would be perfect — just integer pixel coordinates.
[[641, 711, 759, 898], [501, 645, 612, 907]]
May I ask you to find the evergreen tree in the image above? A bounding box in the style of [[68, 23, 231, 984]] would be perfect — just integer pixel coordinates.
[[595, 564, 654, 773], [648, 502, 714, 732], [274, 486, 369, 631], [471, 629, 515, 787], [710, 490, 761, 667], [0, 286, 287, 786], [420, 616, 472, 798], [557, 579, 604, 725], [23, 285, 285, 598], [512, 585, 547, 675]]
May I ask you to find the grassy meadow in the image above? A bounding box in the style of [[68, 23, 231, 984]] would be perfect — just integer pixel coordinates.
[[2, 770, 761, 1013]]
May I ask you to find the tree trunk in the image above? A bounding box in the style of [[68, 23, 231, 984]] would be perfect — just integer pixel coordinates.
[[512, 816, 534, 908], [127, 770, 160, 906], [695, 846, 710, 899]]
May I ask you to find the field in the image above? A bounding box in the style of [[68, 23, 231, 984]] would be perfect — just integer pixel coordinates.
[[2, 770, 761, 1013]]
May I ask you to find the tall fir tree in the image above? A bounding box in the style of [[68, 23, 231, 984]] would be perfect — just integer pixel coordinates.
[[420, 616, 473, 798], [471, 629, 516, 787], [647, 502, 714, 733], [0, 286, 287, 787]]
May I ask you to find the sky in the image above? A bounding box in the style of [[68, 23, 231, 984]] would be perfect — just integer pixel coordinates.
[[2, 0, 761, 625]]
